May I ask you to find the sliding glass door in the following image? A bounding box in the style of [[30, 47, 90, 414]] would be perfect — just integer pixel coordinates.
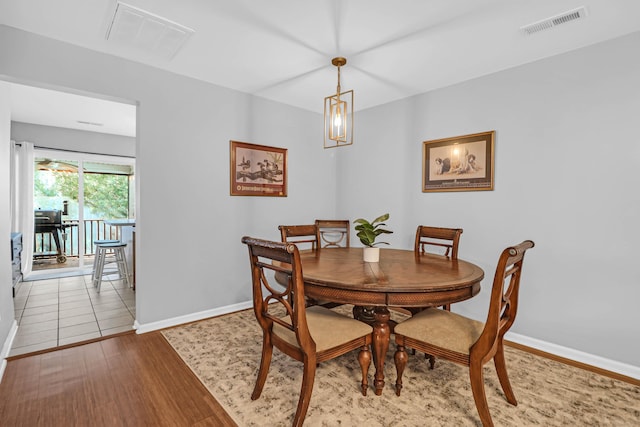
[[32, 149, 135, 275], [33, 157, 79, 269], [82, 161, 135, 269]]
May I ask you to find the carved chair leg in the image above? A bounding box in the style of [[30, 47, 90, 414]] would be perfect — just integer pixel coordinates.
[[469, 361, 494, 427], [292, 355, 317, 427], [494, 341, 517, 405], [394, 344, 408, 396], [251, 335, 273, 400], [358, 344, 372, 396]]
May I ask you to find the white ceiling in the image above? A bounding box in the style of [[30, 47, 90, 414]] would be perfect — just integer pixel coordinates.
[[8, 82, 137, 137], [2, 0, 640, 137]]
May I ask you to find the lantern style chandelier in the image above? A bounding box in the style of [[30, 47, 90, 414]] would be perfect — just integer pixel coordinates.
[[324, 57, 354, 148]]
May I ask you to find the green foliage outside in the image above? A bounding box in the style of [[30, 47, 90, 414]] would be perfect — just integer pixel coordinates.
[[34, 171, 130, 219]]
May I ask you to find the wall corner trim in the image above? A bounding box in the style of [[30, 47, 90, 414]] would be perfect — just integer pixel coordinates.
[[1, 320, 19, 383], [506, 331, 640, 380], [133, 300, 253, 334]]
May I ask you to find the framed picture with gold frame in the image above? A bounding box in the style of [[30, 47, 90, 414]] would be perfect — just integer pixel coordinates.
[[422, 131, 495, 192], [230, 140, 287, 197]]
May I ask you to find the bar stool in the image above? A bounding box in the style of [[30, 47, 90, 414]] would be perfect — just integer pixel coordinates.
[[93, 241, 132, 292], [91, 239, 119, 285]]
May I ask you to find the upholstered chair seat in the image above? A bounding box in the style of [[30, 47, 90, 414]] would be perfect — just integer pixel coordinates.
[[274, 305, 373, 352], [394, 308, 484, 355]]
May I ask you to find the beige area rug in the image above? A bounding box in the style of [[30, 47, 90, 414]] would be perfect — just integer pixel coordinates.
[[161, 307, 639, 426]]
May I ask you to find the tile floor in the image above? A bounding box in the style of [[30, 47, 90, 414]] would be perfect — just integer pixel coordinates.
[[11, 273, 135, 357]]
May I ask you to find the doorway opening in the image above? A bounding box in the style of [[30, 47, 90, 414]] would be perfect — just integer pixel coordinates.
[[32, 150, 135, 276], [8, 81, 138, 356]]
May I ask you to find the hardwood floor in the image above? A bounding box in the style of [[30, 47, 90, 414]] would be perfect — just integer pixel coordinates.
[[0, 331, 237, 427]]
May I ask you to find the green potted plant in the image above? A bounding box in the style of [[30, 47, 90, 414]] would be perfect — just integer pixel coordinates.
[[354, 213, 393, 262]]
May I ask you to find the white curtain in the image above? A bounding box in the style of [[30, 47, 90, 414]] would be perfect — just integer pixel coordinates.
[[10, 141, 34, 276]]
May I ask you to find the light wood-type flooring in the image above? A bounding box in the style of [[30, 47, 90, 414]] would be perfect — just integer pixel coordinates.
[[0, 332, 236, 427]]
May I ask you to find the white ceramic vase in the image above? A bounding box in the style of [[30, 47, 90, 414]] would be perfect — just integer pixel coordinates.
[[363, 247, 380, 263]]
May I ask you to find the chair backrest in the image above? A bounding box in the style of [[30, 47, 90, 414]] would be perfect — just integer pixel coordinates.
[[414, 226, 463, 259], [241, 236, 313, 351], [476, 240, 535, 352], [315, 219, 350, 248], [279, 224, 319, 251]]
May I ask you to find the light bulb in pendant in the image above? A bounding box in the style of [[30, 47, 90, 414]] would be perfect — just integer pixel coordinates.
[[333, 108, 342, 128]]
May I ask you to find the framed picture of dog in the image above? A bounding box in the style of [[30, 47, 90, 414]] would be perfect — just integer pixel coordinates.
[[230, 140, 288, 196], [422, 131, 495, 192]]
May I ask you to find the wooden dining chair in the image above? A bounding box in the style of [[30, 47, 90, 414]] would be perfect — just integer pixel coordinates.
[[414, 225, 463, 311], [414, 225, 463, 258], [242, 236, 372, 427], [315, 219, 350, 248], [393, 240, 535, 427], [279, 223, 341, 308], [278, 224, 319, 251]]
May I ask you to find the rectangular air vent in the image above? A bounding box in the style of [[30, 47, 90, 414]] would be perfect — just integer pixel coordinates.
[[521, 6, 587, 35], [106, 1, 194, 60]]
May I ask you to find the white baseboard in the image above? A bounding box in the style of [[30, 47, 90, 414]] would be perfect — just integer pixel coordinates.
[[134, 300, 253, 334], [0, 320, 19, 383], [133, 302, 639, 381], [506, 331, 640, 380]]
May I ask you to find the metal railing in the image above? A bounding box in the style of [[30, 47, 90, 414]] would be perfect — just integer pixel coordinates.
[[33, 219, 122, 259]]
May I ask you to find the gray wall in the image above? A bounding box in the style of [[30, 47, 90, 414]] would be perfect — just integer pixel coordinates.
[[1, 24, 639, 372], [11, 122, 135, 157], [0, 25, 337, 334], [0, 82, 16, 366], [338, 31, 640, 367]]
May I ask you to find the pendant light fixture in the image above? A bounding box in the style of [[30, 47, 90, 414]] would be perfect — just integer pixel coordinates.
[[324, 57, 354, 148]]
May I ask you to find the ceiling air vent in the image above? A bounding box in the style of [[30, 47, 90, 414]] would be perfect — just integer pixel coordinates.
[[106, 1, 194, 60], [520, 6, 587, 35]]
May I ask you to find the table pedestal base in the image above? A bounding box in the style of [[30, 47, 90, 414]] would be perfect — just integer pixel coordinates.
[[372, 308, 391, 395], [352, 306, 376, 323], [354, 306, 391, 396]]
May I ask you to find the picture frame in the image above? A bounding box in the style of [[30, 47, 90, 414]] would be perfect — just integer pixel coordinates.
[[422, 131, 495, 192], [230, 140, 287, 197]]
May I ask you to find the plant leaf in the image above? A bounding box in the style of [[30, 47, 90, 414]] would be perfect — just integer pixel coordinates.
[[356, 229, 376, 247], [372, 213, 390, 224], [376, 229, 393, 235]]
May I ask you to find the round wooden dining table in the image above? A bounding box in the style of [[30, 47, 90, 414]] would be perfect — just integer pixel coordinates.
[[296, 247, 484, 396]]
